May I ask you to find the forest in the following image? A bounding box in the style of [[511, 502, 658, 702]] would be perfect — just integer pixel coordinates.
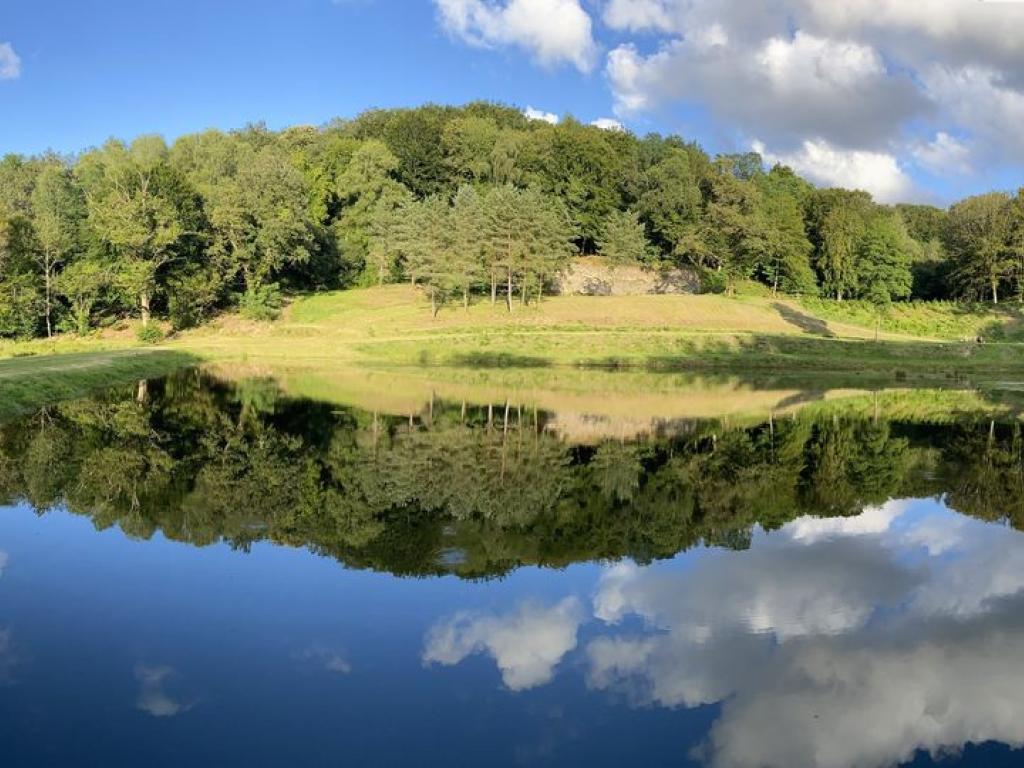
[[2, 370, 1023, 579], [1, 101, 1023, 339]]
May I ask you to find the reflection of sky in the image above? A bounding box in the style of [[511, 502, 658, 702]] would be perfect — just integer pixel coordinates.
[[425, 500, 1024, 768], [3, 499, 1024, 766]]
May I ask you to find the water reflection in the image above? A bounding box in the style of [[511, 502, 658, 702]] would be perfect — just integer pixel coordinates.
[[1, 369, 1024, 579], [423, 598, 584, 691], [2, 370, 1024, 766], [611, 503, 1024, 768], [134, 665, 193, 718], [424, 502, 1024, 767]]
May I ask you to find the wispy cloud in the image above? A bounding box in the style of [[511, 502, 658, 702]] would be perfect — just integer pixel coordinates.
[[0, 43, 21, 80]]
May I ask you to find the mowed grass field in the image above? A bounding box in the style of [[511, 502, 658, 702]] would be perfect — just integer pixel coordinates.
[[176, 285, 1024, 374], [2, 285, 1023, 422]]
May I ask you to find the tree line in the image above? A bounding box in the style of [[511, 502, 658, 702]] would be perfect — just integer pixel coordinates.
[[1, 102, 1023, 338]]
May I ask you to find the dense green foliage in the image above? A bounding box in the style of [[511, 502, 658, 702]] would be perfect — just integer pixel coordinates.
[[1, 102, 1023, 337], [4, 370, 1024, 578]]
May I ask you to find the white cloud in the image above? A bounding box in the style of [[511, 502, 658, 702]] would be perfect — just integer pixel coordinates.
[[759, 32, 885, 93], [434, 0, 598, 72], [590, 117, 625, 131], [753, 138, 915, 203], [423, 598, 583, 690], [922, 65, 1024, 165], [606, 31, 921, 151], [911, 131, 974, 176], [523, 105, 559, 124], [603, 0, 675, 33], [596, 0, 1024, 195], [134, 665, 194, 718], [0, 43, 20, 80]]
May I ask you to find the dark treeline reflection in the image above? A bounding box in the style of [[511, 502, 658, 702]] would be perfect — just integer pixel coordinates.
[[1, 370, 1022, 578]]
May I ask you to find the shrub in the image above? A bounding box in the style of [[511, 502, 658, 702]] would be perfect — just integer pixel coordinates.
[[239, 284, 283, 321], [135, 324, 165, 344]]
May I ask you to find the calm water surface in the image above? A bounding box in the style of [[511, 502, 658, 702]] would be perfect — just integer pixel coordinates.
[[2, 371, 1024, 766]]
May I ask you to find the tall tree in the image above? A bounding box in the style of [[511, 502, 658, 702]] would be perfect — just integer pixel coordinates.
[[818, 206, 866, 301], [945, 192, 1013, 303], [31, 164, 86, 337], [81, 137, 184, 326], [598, 209, 652, 265]]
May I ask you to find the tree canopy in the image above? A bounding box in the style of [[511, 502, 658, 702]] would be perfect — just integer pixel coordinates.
[[0, 101, 1019, 338]]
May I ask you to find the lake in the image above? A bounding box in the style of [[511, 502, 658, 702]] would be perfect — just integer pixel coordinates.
[[2, 368, 1024, 767]]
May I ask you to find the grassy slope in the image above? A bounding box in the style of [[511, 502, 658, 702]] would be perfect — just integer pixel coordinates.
[[0, 349, 198, 422], [2, 287, 1023, 420], [177, 285, 1024, 375]]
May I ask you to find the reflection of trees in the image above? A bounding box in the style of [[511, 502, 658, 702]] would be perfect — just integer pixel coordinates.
[[1, 371, 1023, 578]]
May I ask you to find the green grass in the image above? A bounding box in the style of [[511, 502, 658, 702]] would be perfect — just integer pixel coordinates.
[[0, 333, 140, 361], [0, 349, 199, 422], [1, 287, 1023, 420], [172, 285, 1024, 376], [799, 297, 1024, 341]]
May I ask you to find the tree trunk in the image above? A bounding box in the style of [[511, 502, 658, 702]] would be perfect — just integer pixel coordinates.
[[140, 291, 152, 327], [431, 287, 438, 318], [463, 285, 469, 311], [491, 270, 497, 306], [506, 267, 513, 313], [521, 281, 527, 308], [44, 261, 52, 339], [992, 278, 999, 304]]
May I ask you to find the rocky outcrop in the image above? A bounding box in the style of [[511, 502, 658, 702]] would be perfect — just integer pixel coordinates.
[[554, 257, 700, 296]]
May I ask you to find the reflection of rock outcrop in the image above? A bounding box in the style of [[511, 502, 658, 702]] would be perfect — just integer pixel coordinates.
[[543, 413, 697, 444]]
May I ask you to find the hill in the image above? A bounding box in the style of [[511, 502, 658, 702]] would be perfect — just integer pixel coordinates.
[[175, 285, 1024, 374]]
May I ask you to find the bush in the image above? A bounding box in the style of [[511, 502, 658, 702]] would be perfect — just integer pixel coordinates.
[[239, 284, 283, 321], [698, 269, 727, 295], [135, 324, 165, 344]]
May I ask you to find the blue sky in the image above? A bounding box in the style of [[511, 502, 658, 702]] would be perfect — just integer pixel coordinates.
[[2, 0, 1024, 205]]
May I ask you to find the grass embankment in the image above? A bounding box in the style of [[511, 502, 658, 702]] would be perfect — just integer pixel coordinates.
[[179, 285, 1024, 375], [4, 287, 1024, 419], [0, 349, 197, 422]]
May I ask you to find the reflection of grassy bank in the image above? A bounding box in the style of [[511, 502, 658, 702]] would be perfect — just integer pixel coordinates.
[[204, 361, 1022, 443], [0, 350, 198, 422]]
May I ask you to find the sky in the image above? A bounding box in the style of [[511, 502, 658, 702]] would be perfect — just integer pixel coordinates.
[[2, 0, 1024, 205]]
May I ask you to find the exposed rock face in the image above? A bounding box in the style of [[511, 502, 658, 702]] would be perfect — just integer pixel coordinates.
[[554, 257, 700, 296]]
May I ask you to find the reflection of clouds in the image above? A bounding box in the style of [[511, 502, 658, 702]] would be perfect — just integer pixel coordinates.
[[0, 550, 8, 578], [787, 502, 905, 543], [594, 525, 915, 642], [585, 501, 1024, 767], [705, 602, 1024, 768], [0, 628, 21, 684], [134, 665, 194, 718], [423, 598, 583, 691], [293, 644, 352, 675]]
